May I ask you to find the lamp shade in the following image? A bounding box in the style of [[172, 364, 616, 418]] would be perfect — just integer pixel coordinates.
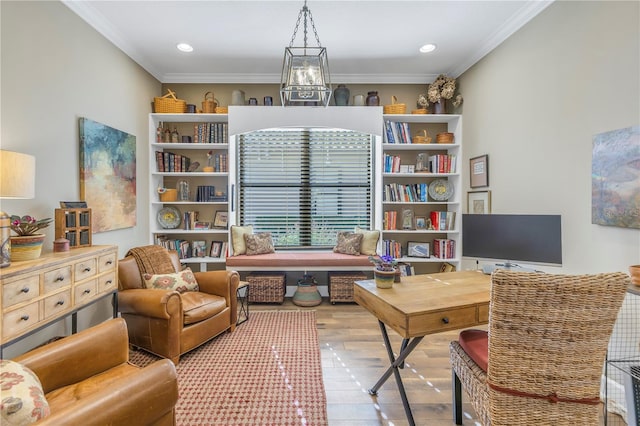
[[0, 150, 36, 199]]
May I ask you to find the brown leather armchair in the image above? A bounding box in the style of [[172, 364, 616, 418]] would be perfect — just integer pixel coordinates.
[[13, 318, 178, 426], [118, 249, 239, 364]]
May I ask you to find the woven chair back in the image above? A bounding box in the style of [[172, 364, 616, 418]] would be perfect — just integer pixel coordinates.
[[486, 270, 629, 425]]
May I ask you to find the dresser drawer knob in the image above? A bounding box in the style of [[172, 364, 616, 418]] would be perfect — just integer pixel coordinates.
[[106, 260, 113, 265], [83, 289, 91, 294], [441, 317, 450, 324], [20, 287, 30, 293], [56, 300, 65, 306], [20, 314, 30, 321], [106, 280, 113, 285], [83, 267, 92, 272], [55, 276, 65, 282]]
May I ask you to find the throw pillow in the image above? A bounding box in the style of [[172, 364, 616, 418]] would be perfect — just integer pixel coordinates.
[[244, 232, 275, 256], [333, 232, 363, 256], [230, 225, 253, 256], [0, 360, 50, 426], [354, 227, 380, 256], [143, 267, 199, 293]]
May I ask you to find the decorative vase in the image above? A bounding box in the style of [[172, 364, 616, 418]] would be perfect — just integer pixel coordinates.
[[432, 100, 446, 114], [374, 269, 396, 289], [366, 91, 380, 106], [292, 284, 322, 306], [10, 234, 45, 262], [334, 84, 350, 106], [630, 265, 640, 287]]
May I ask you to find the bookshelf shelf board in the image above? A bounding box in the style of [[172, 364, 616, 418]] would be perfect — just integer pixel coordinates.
[[382, 143, 460, 150], [151, 143, 228, 150], [382, 114, 460, 124], [152, 229, 228, 234], [398, 256, 461, 263], [382, 230, 460, 234], [152, 172, 229, 177], [383, 172, 459, 178], [152, 201, 229, 206], [383, 201, 459, 205], [151, 113, 228, 122]]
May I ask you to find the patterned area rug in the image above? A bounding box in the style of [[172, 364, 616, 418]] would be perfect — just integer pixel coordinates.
[[129, 310, 327, 426]]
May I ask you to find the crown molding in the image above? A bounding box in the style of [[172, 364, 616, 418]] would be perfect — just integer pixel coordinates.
[[451, 0, 554, 77], [161, 72, 439, 85]]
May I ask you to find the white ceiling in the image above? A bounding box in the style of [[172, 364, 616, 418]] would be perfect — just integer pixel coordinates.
[[63, 0, 553, 84]]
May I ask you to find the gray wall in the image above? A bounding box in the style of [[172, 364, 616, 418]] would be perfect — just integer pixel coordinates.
[[0, 1, 160, 357], [458, 1, 639, 273]]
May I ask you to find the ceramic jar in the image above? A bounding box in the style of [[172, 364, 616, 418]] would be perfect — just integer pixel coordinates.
[[353, 94, 365, 106], [334, 84, 350, 106], [231, 90, 246, 106], [366, 91, 380, 106]]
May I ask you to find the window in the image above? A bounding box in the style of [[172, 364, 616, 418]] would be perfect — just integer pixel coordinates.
[[238, 128, 372, 249]]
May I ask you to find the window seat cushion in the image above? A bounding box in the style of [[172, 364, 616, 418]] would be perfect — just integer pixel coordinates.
[[226, 252, 374, 270]]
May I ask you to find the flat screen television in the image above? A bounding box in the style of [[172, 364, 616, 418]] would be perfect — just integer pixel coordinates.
[[462, 214, 562, 272]]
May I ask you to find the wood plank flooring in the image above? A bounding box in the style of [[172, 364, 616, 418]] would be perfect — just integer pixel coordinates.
[[254, 299, 623, 426]]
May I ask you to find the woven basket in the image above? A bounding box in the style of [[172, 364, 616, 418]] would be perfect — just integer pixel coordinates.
[[436, 132, 454, 144], [153, 89, 187, 113], [383, 96, 407, 114], [202, 92, 217, 113], [215, 106, 228, 114], [328, 272, 367, 303], [413, 129, 432, 144], [411, 108, 428, 114], [247, 273, 285, 304]]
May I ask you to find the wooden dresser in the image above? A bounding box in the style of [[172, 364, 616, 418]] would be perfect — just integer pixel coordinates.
[[0, 245, 118, 354]]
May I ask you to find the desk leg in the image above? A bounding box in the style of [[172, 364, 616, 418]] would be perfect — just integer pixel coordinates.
[[368, 320, 423, 426]]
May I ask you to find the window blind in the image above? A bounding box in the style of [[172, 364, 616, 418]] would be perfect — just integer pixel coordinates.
[[238, 128, 372, 249]]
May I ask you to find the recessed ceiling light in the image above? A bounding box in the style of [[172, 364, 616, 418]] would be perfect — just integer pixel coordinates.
[[177, 43, 193, 53], [420, 44, 437, 53]]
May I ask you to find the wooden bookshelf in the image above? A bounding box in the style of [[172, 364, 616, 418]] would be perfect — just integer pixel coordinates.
[[55, 208, 92, 247]]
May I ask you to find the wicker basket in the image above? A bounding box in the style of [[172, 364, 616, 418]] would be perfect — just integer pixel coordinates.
[[215, 106, 228, 114], [411, 108, 428, 114], [436, 132, 454, 144], [413, 129, 432, 144], [383, 96, 407, 114], [328, 272, 367, 303], [153, 89, 187, 113], [247, 273, 286, 304], [202, 92, 217, 113]]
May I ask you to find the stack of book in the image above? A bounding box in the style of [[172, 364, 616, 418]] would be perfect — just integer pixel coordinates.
[[429, 211, 456, 230], [433, 239, 456, 259]]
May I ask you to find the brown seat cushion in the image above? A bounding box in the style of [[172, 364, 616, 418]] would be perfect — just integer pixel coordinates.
[[181, 292, 227, 325], [458, 329, 489, 372], [225, 252, 373, 268]]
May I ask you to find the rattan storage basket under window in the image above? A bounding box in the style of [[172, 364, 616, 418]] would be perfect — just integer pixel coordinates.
[[247, 273, 286, 304], [328, 272, 367, 303]]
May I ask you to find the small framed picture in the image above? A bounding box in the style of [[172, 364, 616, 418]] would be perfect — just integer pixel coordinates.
[[469, 154, 489, 188], [467, 190, 492, 214], [210, 241, 222, 257], [194, 221, 211, 230], [415, 216, 426, 229], [213, 211, 228, 228], [407, 241, 429, 258], [440, 262, 456, 273], [59, 201, 88, 208], [402, 209, 414, 230], [192, 241, 207, 257]]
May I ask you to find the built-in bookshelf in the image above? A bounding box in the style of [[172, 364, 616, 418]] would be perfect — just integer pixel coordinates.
[[149, 113, 230, 272], [379, 114, 462, 273]]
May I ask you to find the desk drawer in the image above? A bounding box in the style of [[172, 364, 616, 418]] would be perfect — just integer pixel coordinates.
[[3, 302, 40, 341], [98, 272, 116, 292], [411, 306, 479, 335], [74, 280, 97, 305], [44, 290, 71, 319], [75, 258, 97, 281], [478, 303, 489, 323], [44, 266, 72, 293], [2, 275, 40, 308]]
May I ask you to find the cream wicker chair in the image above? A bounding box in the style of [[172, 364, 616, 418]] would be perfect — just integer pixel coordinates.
[[449, 270, 629, 425]]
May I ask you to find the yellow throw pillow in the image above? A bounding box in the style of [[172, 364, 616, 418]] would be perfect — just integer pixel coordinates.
[[0, 360, 50, 426], [143, 267, 199, 293], [230, 225, 253, 256], [354, 227, 380, 256]]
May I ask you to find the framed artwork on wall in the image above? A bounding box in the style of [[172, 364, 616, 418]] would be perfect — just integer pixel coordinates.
[[469, 154, 489, 188], [467, 190, 492, 214]]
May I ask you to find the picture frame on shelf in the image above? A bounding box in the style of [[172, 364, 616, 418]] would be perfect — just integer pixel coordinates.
[[402, 209, 414, 230], [467, 190, 492, 214], [194, 221, 211, 230], [470, 154, 489, 188], [210, 241, 222, 257], [192, 240, 207, 257], [415, 216, 426, 229], [407, 241, 429, 258], [213, 211, 228, 228], [59, 201, 88, 208], [440, 262, 456, 273]]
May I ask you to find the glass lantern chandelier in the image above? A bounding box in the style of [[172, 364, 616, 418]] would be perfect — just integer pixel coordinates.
[[280, 0, 332, 107]]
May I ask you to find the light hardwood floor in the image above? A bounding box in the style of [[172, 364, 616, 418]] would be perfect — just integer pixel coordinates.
[[256, 298, 622, 426]]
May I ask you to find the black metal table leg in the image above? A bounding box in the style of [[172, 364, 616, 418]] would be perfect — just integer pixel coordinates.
[[368, 320, 424, 426]]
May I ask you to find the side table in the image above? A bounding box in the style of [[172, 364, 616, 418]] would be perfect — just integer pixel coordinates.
[[237, 281, 249, 325]]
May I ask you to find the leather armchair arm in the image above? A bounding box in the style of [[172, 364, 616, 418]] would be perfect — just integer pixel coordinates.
[[195, 270, 239, 325], [14, 318, 129, 394], [35, 359, 178, 426], [118, 288, 182, 319]]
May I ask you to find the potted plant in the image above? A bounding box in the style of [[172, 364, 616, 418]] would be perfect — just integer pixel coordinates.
[[418, 74, 463, 114], [369, 255, 398, 289], [10, 215, 53, 261]]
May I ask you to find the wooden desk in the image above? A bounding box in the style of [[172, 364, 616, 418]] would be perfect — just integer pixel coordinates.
[[354, 270, 491, 426]]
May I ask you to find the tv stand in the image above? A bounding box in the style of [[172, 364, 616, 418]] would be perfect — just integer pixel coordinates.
[[481, 262, 537, 275]]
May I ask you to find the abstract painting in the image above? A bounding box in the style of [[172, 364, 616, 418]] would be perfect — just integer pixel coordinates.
[[592, 125, 640, 229], [79, 117, 136, 233]]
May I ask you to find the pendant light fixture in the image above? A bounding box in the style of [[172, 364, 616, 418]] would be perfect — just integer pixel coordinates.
[[280, 0, 331, 107]]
